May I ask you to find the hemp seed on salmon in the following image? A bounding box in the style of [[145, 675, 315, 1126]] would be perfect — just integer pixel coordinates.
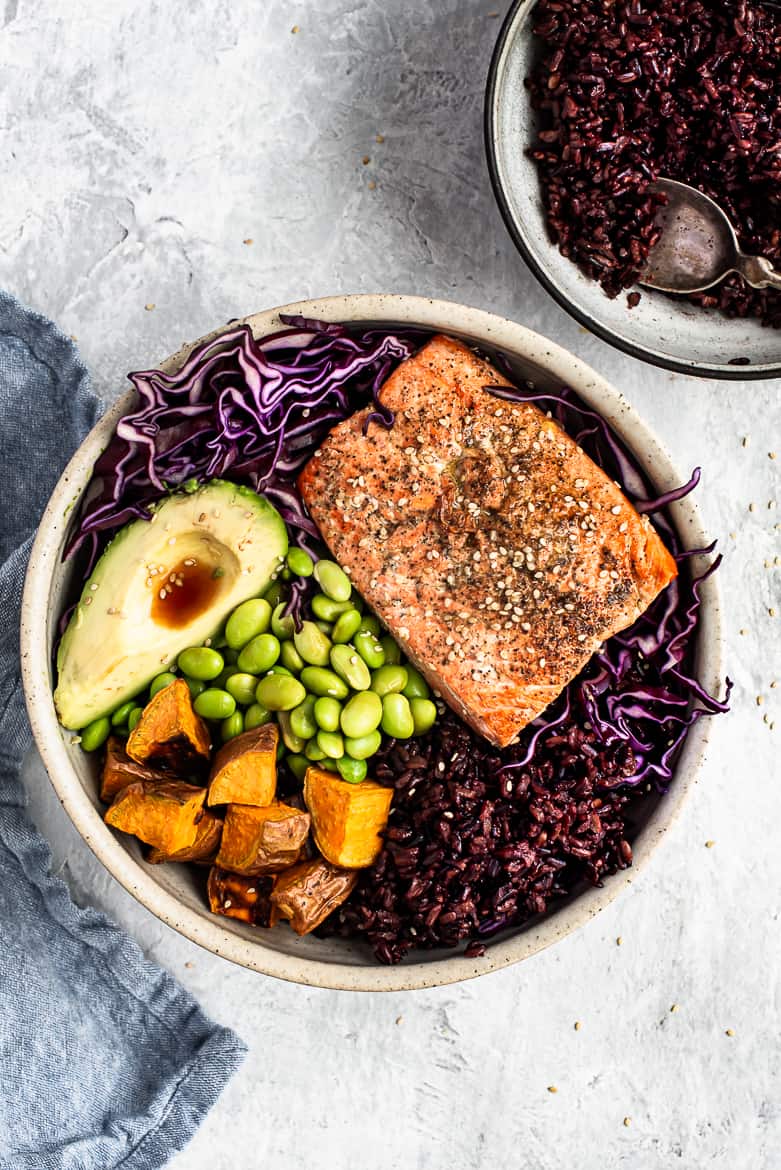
[[298, 335, 677, 748]]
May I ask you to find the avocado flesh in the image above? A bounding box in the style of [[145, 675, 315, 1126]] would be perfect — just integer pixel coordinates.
[[55, 480, 288, 729]]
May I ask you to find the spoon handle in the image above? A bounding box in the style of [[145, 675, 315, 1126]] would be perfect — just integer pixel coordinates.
[[734, 252, 781, 292]]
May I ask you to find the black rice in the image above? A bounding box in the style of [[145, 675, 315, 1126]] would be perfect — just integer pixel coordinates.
[[527, 0, 781, 326], [327, 707, 638, 965]]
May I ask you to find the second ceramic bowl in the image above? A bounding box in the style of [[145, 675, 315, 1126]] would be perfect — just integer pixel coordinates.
[[485, 0, 781, 379]]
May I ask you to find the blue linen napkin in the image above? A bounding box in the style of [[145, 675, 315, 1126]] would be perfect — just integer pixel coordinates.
[[0, 291, 246, 1170]]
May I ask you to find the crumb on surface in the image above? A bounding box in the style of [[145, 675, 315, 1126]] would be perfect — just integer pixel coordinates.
[[144, 303, 155, 311]]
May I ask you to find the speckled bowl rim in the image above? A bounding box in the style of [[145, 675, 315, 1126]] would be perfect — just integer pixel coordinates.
[[484, 0, 781, 381], [21, 294, 722, 992]]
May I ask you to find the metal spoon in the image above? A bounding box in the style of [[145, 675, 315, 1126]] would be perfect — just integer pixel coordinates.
[[639, 178, 781, 295]]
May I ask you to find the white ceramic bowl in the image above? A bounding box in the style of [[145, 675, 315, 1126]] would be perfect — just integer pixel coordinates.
[[485, 0, 781, 379], [21, 294, 722, 991]]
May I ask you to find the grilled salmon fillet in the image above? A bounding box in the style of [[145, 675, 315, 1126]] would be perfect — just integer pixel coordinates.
[[298, 335, 677, 748]]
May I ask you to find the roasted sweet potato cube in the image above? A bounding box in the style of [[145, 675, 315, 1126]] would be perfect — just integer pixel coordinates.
[[104, 780, 206, 854], [270, 858, 358, 935], [207, 724, 278, 807], [100, 736, 168, 802], [216, 801, 310, 875], [207, 867, 278, 927], [147, 810, 223, 865], [303, 767, 393, 868], [126, 679, 210, 774]]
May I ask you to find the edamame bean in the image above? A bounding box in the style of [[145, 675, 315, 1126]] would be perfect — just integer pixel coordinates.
[[194, 688, 236, 721], [268, 664, 293, 676], [313, 696, 342, 733], [280, 640, 305, 674], [410, 698, 437, 735], [290, 695, 318, 740], [255, 674, 306, 711], [183, 675, 206, 699], [294, 620, 332, 667], [380, 636, 402, 665], [111, 699, 137, 727], [340, 691, 383, 738], [127, 707, 144, 733], [221, 710, 244, 741], [299, 666, 349, 700], [80, 716, 111, 752], [331, 607, 363, 645], [315, 620, 333, 636], [330, 644, 371, 691], [353, 629, 385, 669], [224, 598, 272, 650], [263, 580, 285, 608], [370, 664, 408, 697], [278, 711, 306, 753], [271, 602, 295, 641], [358, 614, 381, 636], [177, 646, 225, 681], [402, 665, 430, 700], [305, 738, 327, 761], [286, 753, 309, 782], [316, 729, 345, 759], [311, 593, 353, 622], [225, 672, 259, 706], [313, 559, 351, 602], [245, 702, 272, 730], [237, 633, 280, 674], [381, 693, 414, 739], [336, 756, 368, 784], [286, 547, 314, 577], [344, 730, 382, 760], [149, 672, 178, 700]]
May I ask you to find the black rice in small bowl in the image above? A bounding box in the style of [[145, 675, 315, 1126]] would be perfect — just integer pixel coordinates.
[[527, 0, 781, 325], [485, 0, 781, 375]]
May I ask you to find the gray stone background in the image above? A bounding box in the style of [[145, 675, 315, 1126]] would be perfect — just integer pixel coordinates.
[[2, 1, 779, 1167]]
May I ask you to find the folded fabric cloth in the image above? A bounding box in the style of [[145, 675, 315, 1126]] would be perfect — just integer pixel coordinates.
[[0, 291, 246, 1170]]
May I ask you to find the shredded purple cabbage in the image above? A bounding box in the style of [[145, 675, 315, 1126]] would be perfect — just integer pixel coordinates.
[[65, 322, 727, 794], [65, 317, 424, 576]]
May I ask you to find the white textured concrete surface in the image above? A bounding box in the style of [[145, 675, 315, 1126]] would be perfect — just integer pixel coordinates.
[[3, 1, 780, 1167]]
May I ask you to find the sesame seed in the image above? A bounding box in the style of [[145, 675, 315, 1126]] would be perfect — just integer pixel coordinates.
[[224, 899, 232, 909]]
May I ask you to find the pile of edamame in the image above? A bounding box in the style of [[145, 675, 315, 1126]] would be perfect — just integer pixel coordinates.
[[83, 551, 438, 785]]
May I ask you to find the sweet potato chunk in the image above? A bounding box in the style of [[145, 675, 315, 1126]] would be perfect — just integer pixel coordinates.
[[207, 724, 278, 807], [216, 801, 310, 875], [100, 735, 167, 802], [104, 780, 206, 854], [304, 767, 393, 868], [147, 810, 223, 865], [270, 858, 358, 935], [126, 679, 210, 774], [207, 867, 278, 927]]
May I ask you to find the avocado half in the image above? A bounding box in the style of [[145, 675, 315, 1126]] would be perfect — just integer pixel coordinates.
[[55, 480, 288, 730]]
